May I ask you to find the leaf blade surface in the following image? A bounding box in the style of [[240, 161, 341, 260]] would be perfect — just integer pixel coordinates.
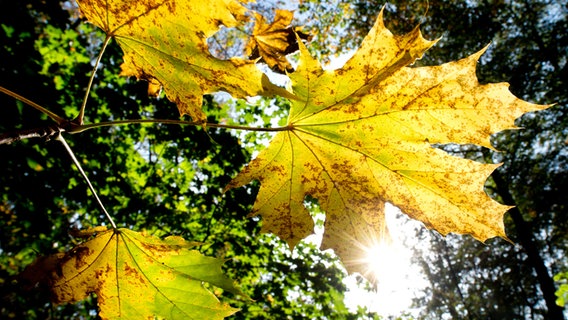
[[228, 10, 547, 276], [44, 228, 239, 320], [77, 0, 280, 122]]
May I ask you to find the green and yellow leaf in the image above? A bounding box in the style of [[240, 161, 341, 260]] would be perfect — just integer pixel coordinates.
[[76, 0, 284, 122], [227, 10, 548, 276], [26, 228, 240, 320]]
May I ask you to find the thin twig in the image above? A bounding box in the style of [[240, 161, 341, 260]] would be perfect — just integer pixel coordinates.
[[56, 132, 118, 229], [0, 86, 66, 124], [75, 35, 112, 125]]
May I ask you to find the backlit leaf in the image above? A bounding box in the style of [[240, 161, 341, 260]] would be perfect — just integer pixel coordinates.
[[29, 228, 240, 319], [76, 0, 285, 122], [226, 10, 548, 277]]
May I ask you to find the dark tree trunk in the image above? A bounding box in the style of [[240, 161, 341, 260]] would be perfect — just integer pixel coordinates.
[[492, 171, 565, 320]]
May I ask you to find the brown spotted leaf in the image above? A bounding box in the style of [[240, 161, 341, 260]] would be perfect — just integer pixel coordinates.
[[245, 9, 311, 73], [27, 228, 240, 320], [76, 0, 285, 122], [226, 10, 548, 277]]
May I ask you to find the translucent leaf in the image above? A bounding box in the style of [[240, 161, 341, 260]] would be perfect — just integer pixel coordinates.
[[25, 228, 240, 319], [227, 9, 548, 277], [76, 0, 286, 122]]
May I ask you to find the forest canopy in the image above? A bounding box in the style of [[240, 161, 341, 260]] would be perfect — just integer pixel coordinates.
[[1, 0, 566, 319]]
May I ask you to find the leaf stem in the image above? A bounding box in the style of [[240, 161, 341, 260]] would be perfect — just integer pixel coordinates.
[[55, 132, 118, 229], [67, 118, 292, 133], [75, 35, 112, 125], [0, 86, 66, 124]]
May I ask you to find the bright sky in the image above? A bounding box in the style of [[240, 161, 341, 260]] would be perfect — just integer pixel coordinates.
[[342, 204, 428, 317], [303, 202, 427, 318]]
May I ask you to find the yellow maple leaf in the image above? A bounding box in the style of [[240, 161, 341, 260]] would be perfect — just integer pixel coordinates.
[[226, 10, 548, 276], [76, 0, 285, 123], [245, 9, 311, 74], [24, 228, 240, 320]]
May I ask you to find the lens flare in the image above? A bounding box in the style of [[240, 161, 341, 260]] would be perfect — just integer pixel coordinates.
[[361, 241, 399, 286]]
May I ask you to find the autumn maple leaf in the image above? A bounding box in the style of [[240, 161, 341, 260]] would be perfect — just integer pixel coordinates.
[[21, 228, 240, 320], [227, 10, 547, 277], [76, 0, 287, 123], [245, 9, 311, 74]]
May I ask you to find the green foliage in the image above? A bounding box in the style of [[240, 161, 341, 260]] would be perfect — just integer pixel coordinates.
[[0, 0, 563, 319], [554, 272, 568, 307]]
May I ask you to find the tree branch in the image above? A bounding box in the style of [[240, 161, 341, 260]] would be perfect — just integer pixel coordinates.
[[0, 117, 290, 145], [492, 169, 565, 320], [67, 118, 291, 134], [0, 124, 60, 145]]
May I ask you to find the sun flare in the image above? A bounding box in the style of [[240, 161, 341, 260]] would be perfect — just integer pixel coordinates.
[[344, 237, 421, 316], [341, 206, 429, 316], [360, 240, 412, 287]]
